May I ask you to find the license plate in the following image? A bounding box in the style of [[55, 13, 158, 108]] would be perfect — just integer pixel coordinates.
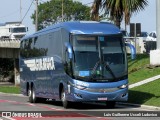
[[98, 97, 107, 101]]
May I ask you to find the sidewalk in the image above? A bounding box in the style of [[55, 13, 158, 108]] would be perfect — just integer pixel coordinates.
[[129, 74, 160, 88]]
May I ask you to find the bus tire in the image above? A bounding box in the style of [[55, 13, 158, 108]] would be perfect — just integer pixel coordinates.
[[106, 101, 116, 108], [28, 87, 33, 103], [29, 86, 37, 103], [61, 88, 69, 108]]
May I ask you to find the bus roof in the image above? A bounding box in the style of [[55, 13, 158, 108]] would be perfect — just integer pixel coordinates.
[[22, 21, 121, 40]]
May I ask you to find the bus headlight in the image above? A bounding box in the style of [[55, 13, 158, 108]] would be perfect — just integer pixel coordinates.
[[68, 81, 86, 90], [118, 84, 128, 89], [75, 85, 86, 90]]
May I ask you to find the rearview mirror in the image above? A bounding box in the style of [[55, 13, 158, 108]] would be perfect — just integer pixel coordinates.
[[65, 42, 73, 59]]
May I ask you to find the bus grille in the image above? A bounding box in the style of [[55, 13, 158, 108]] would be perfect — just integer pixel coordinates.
[[85, 88, 120, 93]]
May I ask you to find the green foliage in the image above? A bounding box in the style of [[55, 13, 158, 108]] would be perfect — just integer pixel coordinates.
[[128, 54, 160, 85], [0, 86, 20, 94], [91, 0, 148, 28], [0, 58, 14, 81], [128, 80, 160, 107], [31, 0, 91, 30], [129, 67, 160, 85], [128, 54, 149, 73], [128, 54, 160, 107]]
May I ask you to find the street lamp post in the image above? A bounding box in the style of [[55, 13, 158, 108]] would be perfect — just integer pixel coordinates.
[[157, 0, 160, 49], [35, 0, 38, 31], [62, 0, 64, 22], [20, 0, 22, 21], [150, 0, 160, 66]]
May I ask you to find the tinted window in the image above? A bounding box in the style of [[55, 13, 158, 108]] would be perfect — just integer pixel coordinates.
[[71, 35, 127, 81]]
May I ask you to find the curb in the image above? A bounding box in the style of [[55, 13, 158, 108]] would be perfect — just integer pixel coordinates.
[[0, 92, 25, 97], [117, 102, 160, 111]]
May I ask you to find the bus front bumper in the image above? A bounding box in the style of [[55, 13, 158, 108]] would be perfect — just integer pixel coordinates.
[[66, 87, 128, 102]]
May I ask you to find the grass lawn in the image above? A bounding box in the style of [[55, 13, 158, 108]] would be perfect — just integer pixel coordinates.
[[0, 86, 20, 94], [127, 54, 160, 107], [129, 67, 160, 84], [128, 54, 149, 73], [128, 79, 160, 107], [128, 54, 160, 84]]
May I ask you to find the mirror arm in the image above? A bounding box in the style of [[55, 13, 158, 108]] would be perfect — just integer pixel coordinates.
[[125, 43, 136, 59]]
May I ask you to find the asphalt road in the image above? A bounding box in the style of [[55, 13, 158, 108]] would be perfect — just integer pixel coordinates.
[[0, 93, 159, 120]]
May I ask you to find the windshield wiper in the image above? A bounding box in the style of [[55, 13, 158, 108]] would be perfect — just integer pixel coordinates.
[[91, 60, 100, 75], [89, 60, 116, 81], [89, 60, 100, 81], [89, 60, 108, 81], [103, 61, 116, 80]]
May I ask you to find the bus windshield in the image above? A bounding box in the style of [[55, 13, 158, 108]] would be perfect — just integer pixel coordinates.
[[71, 35, 127, 82]]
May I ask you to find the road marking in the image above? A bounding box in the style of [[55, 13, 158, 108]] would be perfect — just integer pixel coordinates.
[[25, 103, 36, 106], [35, 105, 64, 111], [1, 116, 16, 120]]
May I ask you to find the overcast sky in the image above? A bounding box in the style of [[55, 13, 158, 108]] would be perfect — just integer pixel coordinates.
[[0, 0, 156, 35]]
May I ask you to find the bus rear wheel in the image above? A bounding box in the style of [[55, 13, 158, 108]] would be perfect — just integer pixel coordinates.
[[61, 88, 69, 108], [28, 87, 32, 103]]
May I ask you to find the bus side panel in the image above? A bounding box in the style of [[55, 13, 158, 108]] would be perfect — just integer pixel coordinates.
[[20, 26, 73, 101]]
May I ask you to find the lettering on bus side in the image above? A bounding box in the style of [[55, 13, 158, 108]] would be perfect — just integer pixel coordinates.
[[24, 57, 55, 71]]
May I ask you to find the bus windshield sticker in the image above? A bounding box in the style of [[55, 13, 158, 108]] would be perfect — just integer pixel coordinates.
[[79, 71, 90, 77], [99, 36, 104, 41]]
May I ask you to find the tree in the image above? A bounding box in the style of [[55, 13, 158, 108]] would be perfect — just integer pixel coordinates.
[[31, 0, 91, 30], [91, 0, 148, 28]]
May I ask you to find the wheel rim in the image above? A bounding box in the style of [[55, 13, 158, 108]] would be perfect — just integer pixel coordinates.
[[61, 91, 65, 102], [32, 88, 35, 101], [28, 89, 31, 97]]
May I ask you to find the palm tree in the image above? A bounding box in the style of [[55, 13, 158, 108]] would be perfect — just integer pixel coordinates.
[[91, 0, 148, 29]]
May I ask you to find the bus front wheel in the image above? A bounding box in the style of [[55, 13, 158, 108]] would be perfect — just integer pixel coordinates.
[[61, 88, 69, 108]]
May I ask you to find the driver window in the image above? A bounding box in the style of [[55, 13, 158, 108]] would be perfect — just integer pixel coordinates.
[[64, 50, 72, 76]]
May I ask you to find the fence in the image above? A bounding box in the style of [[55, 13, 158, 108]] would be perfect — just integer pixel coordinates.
[[0, 39, 20, 48]]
